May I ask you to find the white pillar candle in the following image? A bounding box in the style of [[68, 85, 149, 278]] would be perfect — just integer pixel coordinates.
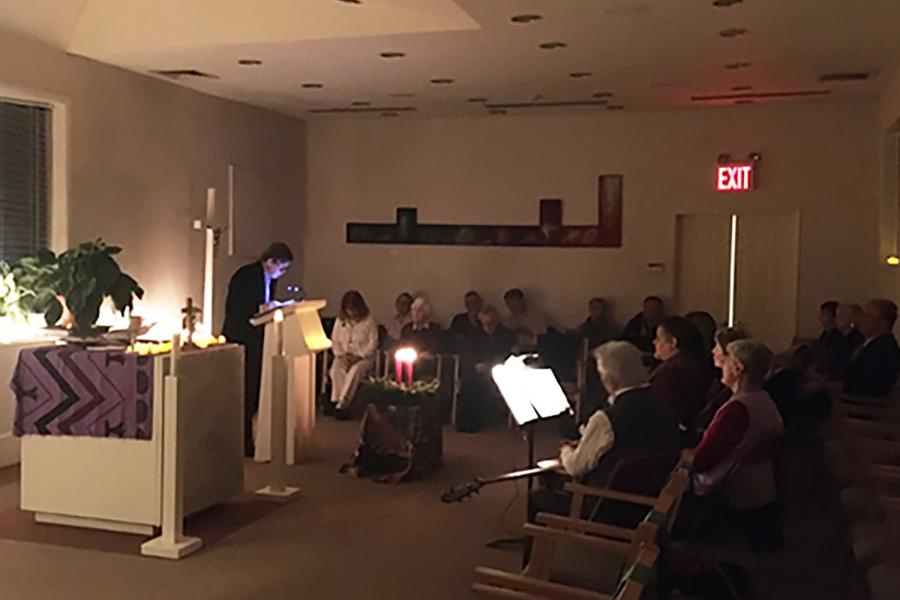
[[205, 187, 216, 224], [171, 333, 181, 375]]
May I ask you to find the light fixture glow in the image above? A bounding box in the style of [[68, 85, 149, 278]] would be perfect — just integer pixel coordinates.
[[728, 214, 738, 327], [887, 255, 900, 266]]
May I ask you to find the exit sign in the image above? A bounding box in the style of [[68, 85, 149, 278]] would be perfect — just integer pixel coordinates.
[[717, 163, 754, 192]]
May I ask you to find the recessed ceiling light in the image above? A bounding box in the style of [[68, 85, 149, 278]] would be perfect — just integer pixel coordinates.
[[731, 85, 753, 91], [301, 83, 324, 89], [237, 59, 262, 66], [430, 78, 454, 85], [389, 92, 416, 98], [539, 42, 568, 50], [719, 27, 748, 38], [607, 105, 625, 111], [511, 14, 542, 24], [570, 72, 592, 79], [713, 0, 743, 6], [724, 62, 752, 70], [351, 101, 371, 106], [380, 51, 406, 59], [468, 97, 488, 103]]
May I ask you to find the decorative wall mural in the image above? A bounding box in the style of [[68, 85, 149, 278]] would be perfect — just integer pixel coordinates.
[[346, 175, 623, 248]]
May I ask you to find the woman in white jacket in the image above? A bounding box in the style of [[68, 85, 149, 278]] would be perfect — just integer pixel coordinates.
[[329, 290, 379, 418]]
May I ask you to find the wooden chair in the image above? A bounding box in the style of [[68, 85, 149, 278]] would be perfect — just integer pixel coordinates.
[[472, 543, 659, 600], [523, 461, 689, 586]]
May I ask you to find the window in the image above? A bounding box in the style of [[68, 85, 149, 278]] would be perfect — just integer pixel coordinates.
[[0, 98, 51, 262]]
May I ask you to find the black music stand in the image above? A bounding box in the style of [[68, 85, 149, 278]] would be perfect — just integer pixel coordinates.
[[484, 355, 571, 550]]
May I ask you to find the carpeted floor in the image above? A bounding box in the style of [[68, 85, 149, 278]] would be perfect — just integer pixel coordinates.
[[0, 418, 544, 600], [0, 418, 863, 599]]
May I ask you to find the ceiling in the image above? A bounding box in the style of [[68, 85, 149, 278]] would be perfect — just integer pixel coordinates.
[[2, 0, 900, 118]]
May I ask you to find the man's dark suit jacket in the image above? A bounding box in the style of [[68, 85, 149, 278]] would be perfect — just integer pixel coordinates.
[[222, 262, 275, 347], [843, 333, 900, 398]]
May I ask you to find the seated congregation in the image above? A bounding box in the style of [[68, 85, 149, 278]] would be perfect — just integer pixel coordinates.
[[322, 285, 900, 597]]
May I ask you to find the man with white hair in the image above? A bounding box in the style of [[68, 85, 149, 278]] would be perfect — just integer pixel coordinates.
[[528, 341, 681, 525], [399, 296, 445, 357]]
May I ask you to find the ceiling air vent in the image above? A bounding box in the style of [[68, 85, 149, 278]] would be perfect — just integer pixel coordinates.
[[309, 106, 417, 114], [149, 69, 219, 80], [691, 90, 830, 102], [485, 100, 611, 110], [819, 71, 875, 83]]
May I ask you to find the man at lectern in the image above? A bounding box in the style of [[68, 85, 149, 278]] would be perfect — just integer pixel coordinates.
[[222, 242, 294, 457]]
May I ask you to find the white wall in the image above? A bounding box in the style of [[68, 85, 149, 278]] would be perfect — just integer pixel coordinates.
[[0, 27, 306, 332], [303, 102, 879, 339]]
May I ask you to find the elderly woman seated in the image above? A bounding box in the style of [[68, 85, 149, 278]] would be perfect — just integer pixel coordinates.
[[528, 341, 681, 527], [692, 338, 784, 551], [328, 290, 379, 419]]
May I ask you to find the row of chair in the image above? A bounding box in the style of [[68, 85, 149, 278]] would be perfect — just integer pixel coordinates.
[[823, 384, 900, 599], [471, 453, 693, 599]]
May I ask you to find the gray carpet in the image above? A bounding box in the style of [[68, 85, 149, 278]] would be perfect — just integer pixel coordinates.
[[0, 419, 862, 599], [0, 418, 537, 600]]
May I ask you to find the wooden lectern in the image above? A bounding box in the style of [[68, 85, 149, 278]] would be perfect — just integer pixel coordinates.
[[250, 300, 331, 465]]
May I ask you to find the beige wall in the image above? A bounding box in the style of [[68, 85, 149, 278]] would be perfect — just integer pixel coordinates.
[[0, 27, 305, 332], [878, 67, 900, 302], [304, 102, 880, 341]]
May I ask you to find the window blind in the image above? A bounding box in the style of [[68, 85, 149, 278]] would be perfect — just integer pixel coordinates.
[[0, 99, 51, 262]]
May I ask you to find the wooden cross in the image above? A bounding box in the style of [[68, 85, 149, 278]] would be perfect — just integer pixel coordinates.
[[181, 297, 203, 348]]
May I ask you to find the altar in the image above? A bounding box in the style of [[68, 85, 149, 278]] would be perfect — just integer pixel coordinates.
[[12, 343, 244, 541], [0, 338, 50, 468]]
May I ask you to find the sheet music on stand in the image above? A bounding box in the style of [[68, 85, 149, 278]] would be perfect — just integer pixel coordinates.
[[491, 355, 571, 425]]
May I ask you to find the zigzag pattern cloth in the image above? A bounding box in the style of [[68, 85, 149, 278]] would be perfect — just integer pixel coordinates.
[[11, 346, 154, 440]]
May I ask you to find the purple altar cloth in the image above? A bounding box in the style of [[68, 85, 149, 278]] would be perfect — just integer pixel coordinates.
[[11, 346, 154, 440]]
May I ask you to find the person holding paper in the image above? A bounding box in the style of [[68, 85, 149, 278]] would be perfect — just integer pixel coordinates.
[[222, 242, 294, 457], [527, 341, 680, 527]]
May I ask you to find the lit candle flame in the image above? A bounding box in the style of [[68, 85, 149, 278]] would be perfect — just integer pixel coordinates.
[[394, 347, 418, 364]]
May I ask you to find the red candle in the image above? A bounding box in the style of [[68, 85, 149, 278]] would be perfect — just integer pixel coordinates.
[[405, 361, 413, 385], [395, 357, 403, 384]]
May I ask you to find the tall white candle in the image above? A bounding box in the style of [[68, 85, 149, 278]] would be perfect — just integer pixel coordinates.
[[206, 187, 216, 224], [274, 309, 284, 356], [171, 333, 181, 376]]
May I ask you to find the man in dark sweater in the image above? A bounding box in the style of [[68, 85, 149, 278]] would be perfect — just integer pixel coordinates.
[[843, 299, 900, 397], [222, 242, 294, 457], [622, 295, 665, 354], [527, 341, 681, 527]]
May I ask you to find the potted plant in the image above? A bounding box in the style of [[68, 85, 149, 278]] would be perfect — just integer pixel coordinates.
[[43, 240, 144, 336]]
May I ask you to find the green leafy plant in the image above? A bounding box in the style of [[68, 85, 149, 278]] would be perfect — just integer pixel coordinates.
[[0, 263, 26, 321], [4, 248, 59, 317], [358, 376, 441, 407], [44, 240, 144, 334]]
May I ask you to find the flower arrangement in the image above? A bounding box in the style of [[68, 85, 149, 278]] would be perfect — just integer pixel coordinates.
[[358, 376, 441, 406]]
